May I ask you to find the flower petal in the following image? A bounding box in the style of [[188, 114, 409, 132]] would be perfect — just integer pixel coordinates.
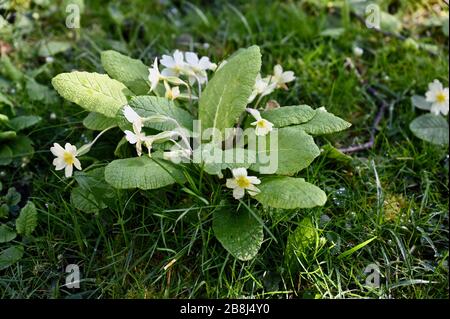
[[273, 64, 283, 77], [232, 167, 247, 177], [160, 55, 175, 68], [246, 184, 260, 196], [173, 50, 184, 65], [64, 164, 73, 178], [247, 176, 261, 185], [124, 130, 138, 144], [50, 143, 65, 157], [53, 157, 66, 170], [123, 105, 141, 124], [232, 187, 245, 199], [185, 52, 199, 65], [246, 108, 262, 121], [226, 178, 238, 189], [73, 158, 82, 170], [65, 143, 77, 155]]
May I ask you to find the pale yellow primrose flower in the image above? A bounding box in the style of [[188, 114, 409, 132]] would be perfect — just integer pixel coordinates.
[[160, 50, 187, 77], [272, 64, 295, 89], [226, 168, 261, 200], [184, 52, 217, 85], [425, 79, 449, 116], [123, 105, 148, 156], [148, 58, 164, 92], [246, 108, 274, 136], [164, 81, 180, 101], [248, 73, 277, 103], [51, 142, 81, 178], [123, 105, 143, 131]]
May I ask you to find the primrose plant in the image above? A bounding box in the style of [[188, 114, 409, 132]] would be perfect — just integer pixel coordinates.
[[410, 79, 449, 146], [50, 46, 351, 260]]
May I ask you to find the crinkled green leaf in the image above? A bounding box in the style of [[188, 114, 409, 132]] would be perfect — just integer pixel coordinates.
[[83, 112, 118, 130], [101, 50, 149, 95], [261, 105, 315, 127], [5, 187, 21, 206], [105, 156, 186, 190], [250, 126, 320, 175], [0, 224, 17, 243], [52, 71, 129, 117], [8, 115, 41, 131], [203, 147, 256, 176], [297, 108, 351, 135], [16, 201, 38, 236], [410, 114, 449, 145], [0, 145, 12, 166], [254, 176, 327, 209], [126, 96, 194, 131], [0, 245, 24, 270], [212, 205, 263, 261], [199, 45, 261, 140]]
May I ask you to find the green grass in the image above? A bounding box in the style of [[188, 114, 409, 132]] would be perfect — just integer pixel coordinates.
[[0, 0, 448, 298]]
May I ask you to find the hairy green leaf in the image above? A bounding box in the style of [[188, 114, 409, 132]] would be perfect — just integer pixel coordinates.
[[105, 156, 186, 190], [127, 96, 194, 131], [297, 108, 351, 135], [212, 205, 263, 261], [250, 126, 320, 175], [0, 245, 24, 270], [83, 112, 118, 130], [16, 202, 38, 236], [199, 46, 261, 139], [101, 50, 149, 95], [254, 176, 327, 209], [410, 114, 449, 145], [261, 105, 315, 127], [0, 224, 17, 243], [52, 71, 129, 117]]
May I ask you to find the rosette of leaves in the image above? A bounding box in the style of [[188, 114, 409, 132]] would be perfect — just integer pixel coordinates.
[[0, 183, 37, 270], [0, 111, 40, 167], [51, 46, 351, 260], [410, 95, 449, 145]]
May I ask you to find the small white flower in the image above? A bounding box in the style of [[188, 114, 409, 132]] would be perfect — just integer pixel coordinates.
[[184, 52, 217, 85], [425, 79, 449, 116], [164, 81, 180, 101], [226, 168, 261, 200], [353, 46, 364, 57], [124, 125, 148, 157], [123, 105, 143, 131], [148, 58, 164, 92], [50, 142, 82, 178], [160, 50, 187, 77], [247, 108, 274, 136], [272, 64, 295, 89], [248, 74, 277, 103]]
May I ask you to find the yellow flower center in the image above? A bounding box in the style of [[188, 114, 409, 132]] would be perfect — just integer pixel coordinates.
[[256, 120, 267, 128], [235, 176, 251, 188], [436, 92, 446, 104], [63, 151, 75, 165]]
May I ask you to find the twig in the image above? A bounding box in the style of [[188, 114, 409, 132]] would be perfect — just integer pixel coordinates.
[[338, 58, 389, 154]]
